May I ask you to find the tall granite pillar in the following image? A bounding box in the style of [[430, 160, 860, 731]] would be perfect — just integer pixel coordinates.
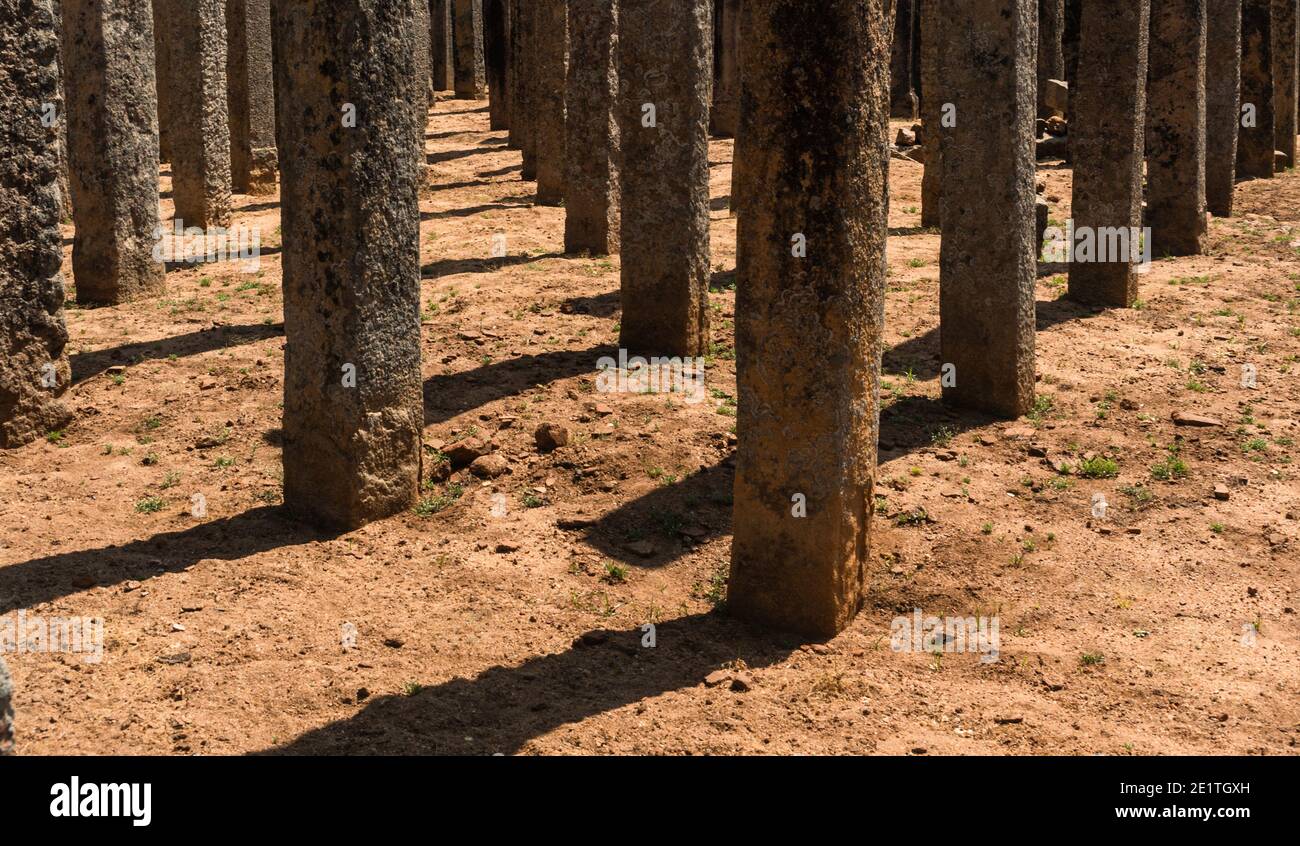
[[890, 0, 917, 118], [1240, 1, 1276, 177], [729, 0, 890, 639], [520, 0, 539, 179], [153, 0, 173, 162], [564, 0, 619, 254], [1207, 0, 1243, 215], [431, 0, 454, 91], [272, 0, 426, 530], [1, 0, 74, 448], [1069, 0, 1149, 307], [1273, 0, 1298, 164], [1146, 0, 1207, 257], [507, 0, 526, 148], [162, 0, 231, 230], [1063, 0, 1080, 127], [484, 0, 509, 129], [711, 0, 741, 136], [938, 0, 1037, 418], [0, 655, 11, 754], [1038, 0, 1065, 117], [618, 0, 711, 357], [919, 0, 942, 228], [227, 0, 278, 194], [63, 0, 166, 305], [453, 0, 487, 99], [535, 0, 568, 204]]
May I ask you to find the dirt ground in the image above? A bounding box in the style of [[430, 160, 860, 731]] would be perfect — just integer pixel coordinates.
[[1, 98, 1297, 756]]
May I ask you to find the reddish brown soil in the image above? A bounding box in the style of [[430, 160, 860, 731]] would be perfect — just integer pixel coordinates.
[[1, 100, 1296, 755]]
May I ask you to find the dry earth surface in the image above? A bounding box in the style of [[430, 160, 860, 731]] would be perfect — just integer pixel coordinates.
[[1, 99, 1297, 755]]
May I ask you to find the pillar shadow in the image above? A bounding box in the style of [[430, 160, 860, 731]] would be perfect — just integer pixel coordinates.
[[709, 195, 731, 212], [427, 143, 507, 165], [559, 290, 619, 318], [878, 394, 993, 453], [887, 225, 939, 237], [435, 105, 491, 116], [420, 251, 564, 279], [255, 612, 796, 756], [423, 344, 615, 425], [420, 201, 532, 221], [238, 200, 280, 214], [476, 164, 521, 178], [69, 323, 284, 384], [0, 507, 333, 616]]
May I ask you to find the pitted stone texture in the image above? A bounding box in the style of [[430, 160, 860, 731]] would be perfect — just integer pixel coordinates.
[[1, 0, 73, 448], [63, 0, 165, 305], [890, 0, 916, 118], [162, 0, 232, 230], [1239, 0, 1275, 178], [1038, 0, 1064, 118], [272, 0, 426, 530], [534, 0, 568, 204], [1068, 0, 1148, 307], [0, 655, 12, 754], [1207, 0, 1242, 216], [938, 0, 1037, 418], [564, 0, 619, 254], [431, 0, 454, 91], [729, 0, 889, 639], [618, 0, 712, 357], [1063, 0, 1080, 125], [227, 0, 278, 194], [711, 0, 741, 135], [453, 0, 487, 99], [507, 0, 526, 147], [1273, 0, 1298, 162], [520, 0, 539, 179], [485, 0, 509, 129], [1146, 0, 1207, 257], [919, 0, 942, 227], [153, 0, 173, 162]]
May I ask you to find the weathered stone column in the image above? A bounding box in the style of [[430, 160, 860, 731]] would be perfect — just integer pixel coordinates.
[[453, 0, 487, 98], [484, 0, 509, 129], [1146, 0, 1207, 257], [1207, 0, 1243, 216], [729, 0, 889, 639], [153, 0, 174, 162], [890, 0, 917, 118], [711, 0, 741, 135], [2, 0, 74, 448], [938, 0, 1037, 418], [1240, 1, 1275, 177], [0, 655, 12, 754], [535, 0, 568, 204], [564, 0, 619, 254], [618, 0, 711, 357], [1273, 0, 1298, 164], [1038, 0, 1065, 117], [919, 0, 942, 228], [507, 0, 526, 147], [431, 0, 455, 91], [519, 0, 539, 176], [162, 0, 232, 230], [63, 0, 166, 305], [1063, 0, 1080, 126], [1069, 0, 1149, 307], [227, 0, 278, 194], [272, 0, 426, 530]]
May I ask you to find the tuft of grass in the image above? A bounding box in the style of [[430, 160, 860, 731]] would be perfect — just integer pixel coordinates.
[[1077, 456, 1119, 479], [135, 496, 166, 514]]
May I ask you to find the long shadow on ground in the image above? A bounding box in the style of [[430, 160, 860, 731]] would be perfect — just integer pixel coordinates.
[[70, 323, 284, 384]]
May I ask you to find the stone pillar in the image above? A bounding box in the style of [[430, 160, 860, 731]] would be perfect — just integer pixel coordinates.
[[1, 0, 74, 448], [520, 1, 539, 179], [162, 0, 232, 230], [1273, 0, 1298, 164], [453, 0, 487, 98], [1146, 0, 1207, 257], [1240, 0, 1275, 177], [1069, 0, 1149, 307], [484, 0, 509, 129], [919, 0, 942, 228], [729, 0, 889, 639], [227, 0, 278, 194], [1038, 0, 1065, 117], [710, 0, 741, 136], [938, 0, 1036, 418], [507, 0, 526, 148], [63, 0, 166, 305], [564, 0, 620, 254], [618, 0, 711, 357], [0, 656, 11, 754], [1207, 0, 1243, 216], [534, 0, 568, 204], [272, 0, 426, 530], [431, 0, 455, 91], [1063, 0, 1080, 126], [153, 0, 173, 162], [890, 0, 917, 118]]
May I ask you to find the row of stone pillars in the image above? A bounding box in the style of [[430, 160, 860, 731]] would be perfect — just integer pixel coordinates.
[[3, 1, 1295, 639]]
